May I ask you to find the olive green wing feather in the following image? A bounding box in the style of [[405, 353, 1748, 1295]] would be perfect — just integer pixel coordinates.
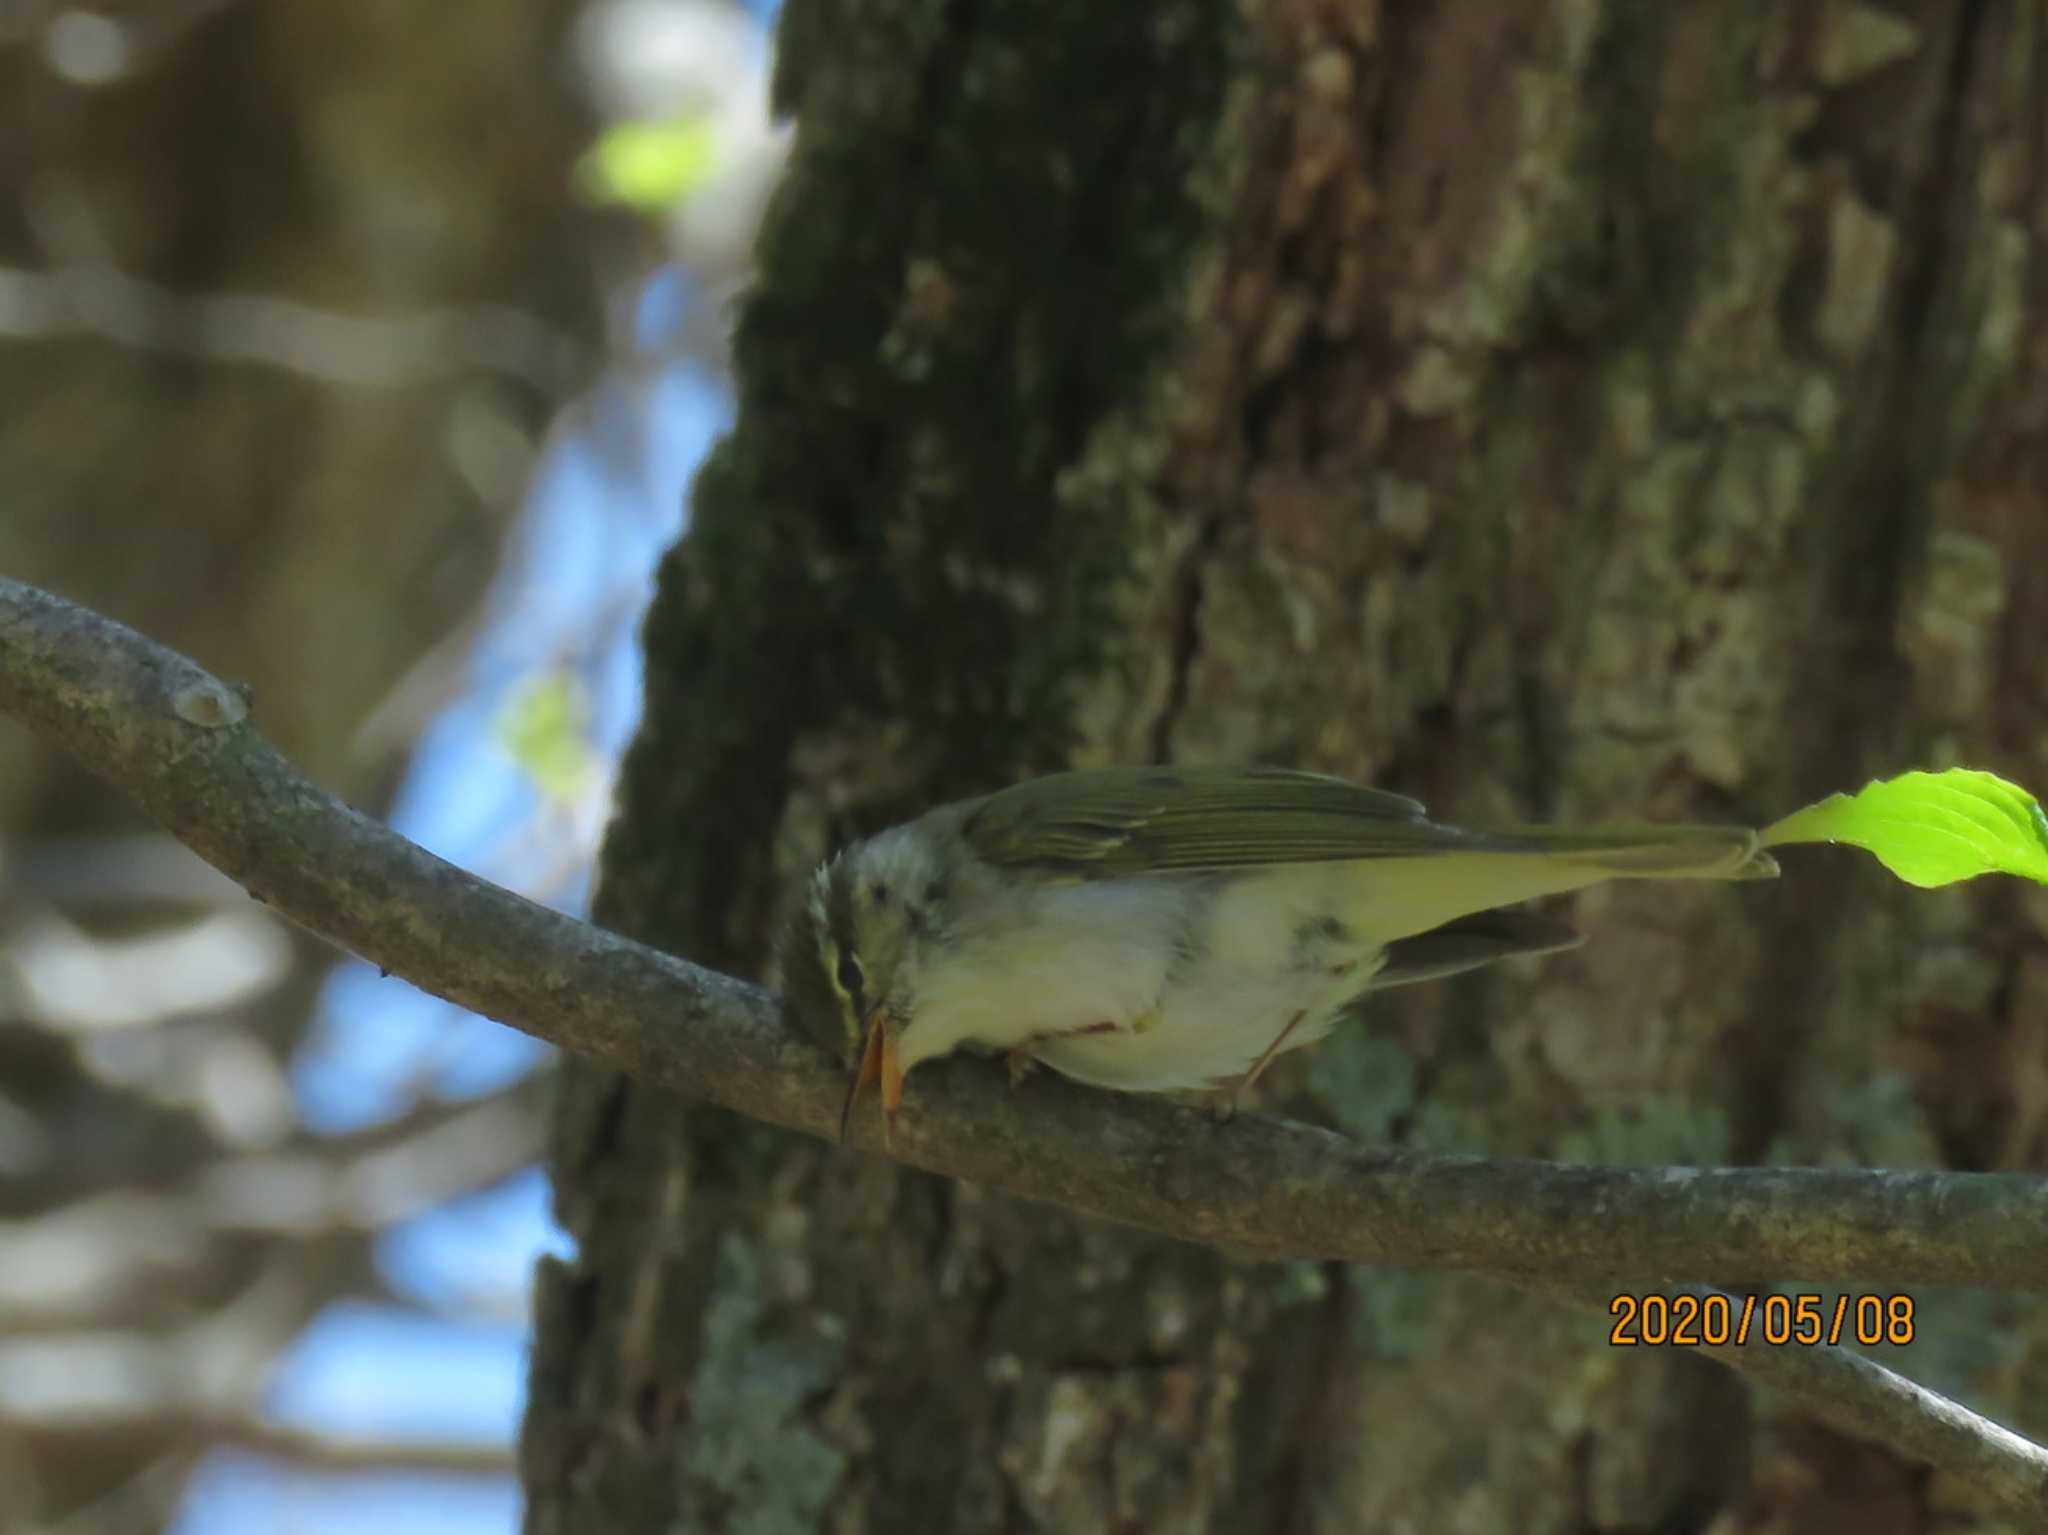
[[961, 765, 1471, 876], [960, 765, 1774, 881]]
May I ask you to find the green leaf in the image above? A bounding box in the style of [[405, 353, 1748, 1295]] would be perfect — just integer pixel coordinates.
[[495, 672, 599, 807], [1759, 769, 2048, 887], [579, 115, 721, 212]]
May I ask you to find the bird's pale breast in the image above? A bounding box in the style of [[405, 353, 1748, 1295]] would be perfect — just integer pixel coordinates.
[[898, 866, 1392, 1091], [1025, 867, 1390, 1090]]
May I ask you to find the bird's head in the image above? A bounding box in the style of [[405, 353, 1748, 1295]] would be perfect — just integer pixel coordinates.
[[780, 825, 944, 1141]]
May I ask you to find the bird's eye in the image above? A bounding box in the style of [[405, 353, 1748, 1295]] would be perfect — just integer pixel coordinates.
[[836, 951, 864, 997]]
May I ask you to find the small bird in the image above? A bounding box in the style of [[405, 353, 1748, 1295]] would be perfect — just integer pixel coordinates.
[[779, 766, 1777, 1138]]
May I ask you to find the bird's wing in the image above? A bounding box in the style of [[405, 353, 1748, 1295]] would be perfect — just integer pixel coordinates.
[[959, 765, 1468, 877], [960, 765, 1773, 881]]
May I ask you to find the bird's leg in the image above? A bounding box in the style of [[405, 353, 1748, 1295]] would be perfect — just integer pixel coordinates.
[[1215, 1009, 1307, 1121], [1004, 1019, 1118, 1088]]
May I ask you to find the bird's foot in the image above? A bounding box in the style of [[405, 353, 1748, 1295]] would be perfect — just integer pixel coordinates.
[[1005, 1020, 1120, 1090], [1212, 1010, 1308, 1123]]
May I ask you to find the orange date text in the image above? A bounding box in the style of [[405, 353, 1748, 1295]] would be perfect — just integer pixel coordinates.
[[1607, 1292, 1916, 1348]]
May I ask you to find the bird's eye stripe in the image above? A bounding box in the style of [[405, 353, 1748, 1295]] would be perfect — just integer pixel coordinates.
[[836, 952, 864, 997]]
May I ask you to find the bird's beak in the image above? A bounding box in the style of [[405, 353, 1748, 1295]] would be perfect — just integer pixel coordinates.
[[838, 1010, 902, 1146]]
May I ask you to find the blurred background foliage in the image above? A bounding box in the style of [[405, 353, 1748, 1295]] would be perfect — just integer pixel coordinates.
[[0, 1, 781, 1529]]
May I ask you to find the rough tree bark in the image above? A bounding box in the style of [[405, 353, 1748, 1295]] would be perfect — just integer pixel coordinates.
[[524, 2, 2048, 1530]]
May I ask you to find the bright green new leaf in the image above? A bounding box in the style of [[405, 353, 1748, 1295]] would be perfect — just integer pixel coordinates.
[[495, 672, 599, 807], [1759, 769, 2048, 887], [579, 115, 720, 212]]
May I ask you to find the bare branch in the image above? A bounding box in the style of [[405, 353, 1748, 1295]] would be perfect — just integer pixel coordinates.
[[0, 1261, 316, 1426], [5, 574, 2048, 1512], [0, 1265, 511, 1477], [196, 1069, 549, 1238], [1538, 1280, 2048, 1506], [1, 1073, 547, 1331], [0, 263, 582, 395], [203, 1416, 513, 1477], [6, 574, 2044, 1282]]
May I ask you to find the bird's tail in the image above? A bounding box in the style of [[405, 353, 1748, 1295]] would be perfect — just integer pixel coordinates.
[[1373, 908, 1584, 989], [1493, 823, 1778, 881]]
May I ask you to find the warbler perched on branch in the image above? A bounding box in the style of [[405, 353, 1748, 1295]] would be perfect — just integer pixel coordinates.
[[780, 766, 1775, 1138]]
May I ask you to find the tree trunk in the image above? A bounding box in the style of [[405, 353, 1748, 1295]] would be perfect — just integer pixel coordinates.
[[525, 2, 2048, 1529]]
